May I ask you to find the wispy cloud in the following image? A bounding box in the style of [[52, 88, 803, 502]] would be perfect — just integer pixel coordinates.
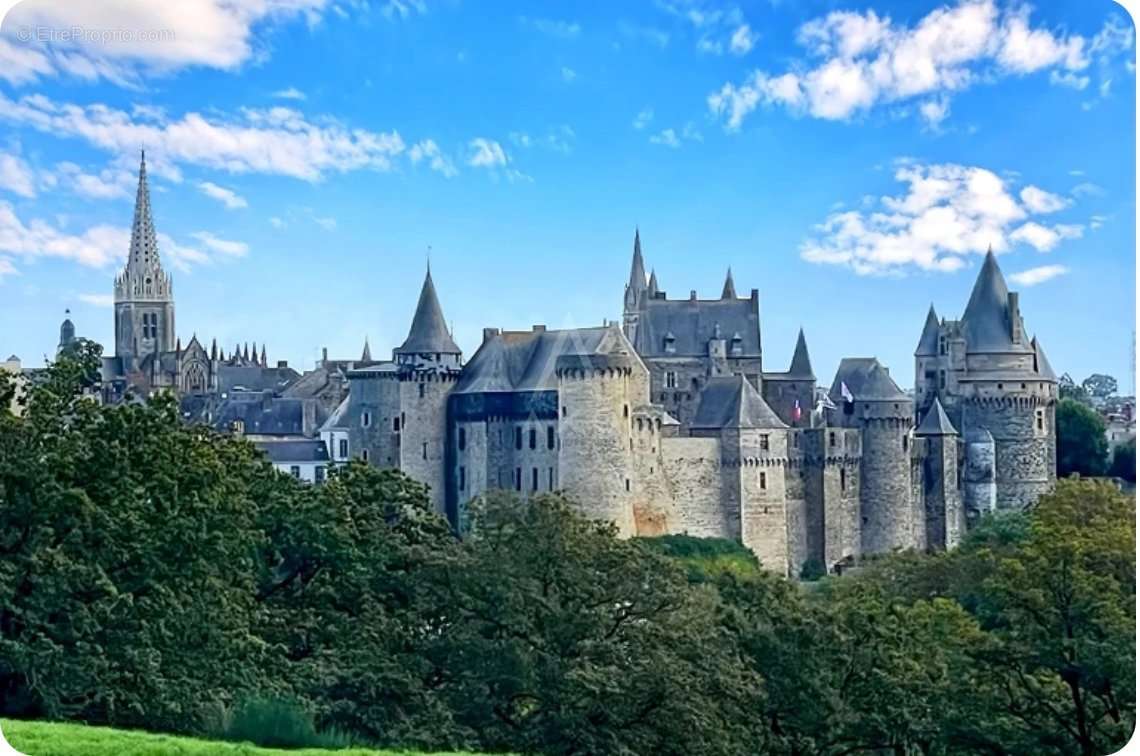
[[197, 181, 248, 209], [632, 108, 654, 130], [409, 139, 458, 177], [0, 153, 36, 198], [467, 138, 508, 168], [191, 231, 249, 257], [561, 66, 578, 83], [272, 87, 307, 101], [1009, 264, 1069, 287], [523, 17, 582, 39], [78, 293, 114, 307]]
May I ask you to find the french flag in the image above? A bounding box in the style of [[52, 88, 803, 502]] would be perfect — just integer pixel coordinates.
[[792, 398, 802, 422]]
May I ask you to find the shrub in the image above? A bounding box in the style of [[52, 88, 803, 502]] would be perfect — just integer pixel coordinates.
[[799, 558, 826, 581], [222, 696, 355, 750]]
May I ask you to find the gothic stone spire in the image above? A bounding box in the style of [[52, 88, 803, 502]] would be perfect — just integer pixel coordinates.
[[628, 227, 647, 293], [114, 150, 172, 303], [721, 267, 737, 299]]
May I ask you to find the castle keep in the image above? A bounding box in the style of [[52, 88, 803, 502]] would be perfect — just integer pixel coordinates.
[[91, 156, 1058, 576]]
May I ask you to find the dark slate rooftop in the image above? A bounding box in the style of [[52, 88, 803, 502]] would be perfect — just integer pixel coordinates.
[[455, 324, 636, 394], [395, 269, 461, 355], [255, 438, 330, 463], [214, 394, 310, 436], [1032, 336, 1057, 381], [961, 250, 1032, 355], [691, 374, 787, 430], [916, 397, 958, 435], [915, 305, 940, 356], [786, 328, 814, 378], [320, 396, 350, 431], [828, 357, 909, 402], [219, 364, 301, 394], [634, 295, 761, 358]]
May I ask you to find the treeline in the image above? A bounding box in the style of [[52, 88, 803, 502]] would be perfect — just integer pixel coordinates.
[[0, 345, 1134, 755]]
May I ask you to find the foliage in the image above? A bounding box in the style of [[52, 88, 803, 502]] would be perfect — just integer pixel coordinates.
[[798, 557, 826, 581], [1056, 398, 1109, 478], [1081, 372, 1118, 400], [1059, 373, 1091, 404], [223, 697, 357, 750], [1109, 438, 1136, 482], [0, 719, 464, 755], [636, 533, 761, 582]]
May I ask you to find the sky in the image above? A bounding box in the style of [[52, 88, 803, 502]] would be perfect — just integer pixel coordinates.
[[0, 0, 1134, 390]]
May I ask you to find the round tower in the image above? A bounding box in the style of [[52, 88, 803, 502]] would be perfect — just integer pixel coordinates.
[[857, 399, 915, 554], [962, 385, 1056, 510], [556, 353, 638, 536]]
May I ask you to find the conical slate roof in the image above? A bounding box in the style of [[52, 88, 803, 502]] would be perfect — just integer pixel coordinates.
[[915, 304, 940, 356], [1031, 335, 1057, 381], [916, 397, 957, 435], [962, 250, 1030, 354], [628, 228, 647, 292], [361, 338, 372, 362], [692, 374, 787, 429], [721, 267, 737, 299], [787, 328, 814, 378], [829, 357, 909, 402], [395, 269, 461, 355], [647, 269, 659, 297]]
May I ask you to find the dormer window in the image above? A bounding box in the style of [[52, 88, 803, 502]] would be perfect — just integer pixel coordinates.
[[730, 332, 743, 355], [663, 331, 676, 354]]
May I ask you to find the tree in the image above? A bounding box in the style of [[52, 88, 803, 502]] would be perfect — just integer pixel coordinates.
[[1081, 373, 1118, 401], [1056, 398, 1109, 478], [1109, 438, 1135, 483], [1059, 373, 1091, 405]]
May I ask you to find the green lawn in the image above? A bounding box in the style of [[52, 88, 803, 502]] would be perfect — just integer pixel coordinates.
[[0, 720, 466, 756]]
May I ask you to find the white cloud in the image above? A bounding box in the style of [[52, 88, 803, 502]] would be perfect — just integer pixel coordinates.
[[0, 93, 407, 182], [191, 230, 249, 257], [197, 181, 248, 209], [1071, 182, 1106, 198], [632, 108, 654, 130], [1090, 214, 1108, 230], [800, 161, 1081, 276], [1009, 264, 1069, 287], [269, 216, 285, 229], [380, 0, 426, 20], [272, 87, 306, 101], [79, 293, 114, 307], [0, 153, 36, 198], [312, 215, 337, 231], [1009, 221, 1083, 252], [509, 126, 574, 154], [918, 97, 950, 128], [1019, 185, 1069, 214], [408, 139, 458, 177], [730, 24, 755, 55], [52, 162, 136, 199], [0, 0, 332, 86], [1049, 70, 1089, 90], [561, 66, 578, 83], [649, 128, 681, 148], [467, 138, 508, 168], [709, 0, 1113, 130], [525, 18, 582, 39]]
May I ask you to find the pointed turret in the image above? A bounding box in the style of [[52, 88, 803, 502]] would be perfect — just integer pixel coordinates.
[[175, 336, 182, 354], [721, 267, 737, 299], [916, 397, 957, 436], [251, 341, 258, 363], [787, 328, 814, 378], [1031, 335, 1057, 381], [260, 344, 267, 367], [242, 343, 249, 362], [962, 248, 1030, 353], [115, 151, 172, 302], [361, 337, 373, 362], [210, 338, 218, 361], [395, 268, 462, 358], [647, 269, 659, 297], [916, 304, 940, 356], [58, 309, 75, 351]]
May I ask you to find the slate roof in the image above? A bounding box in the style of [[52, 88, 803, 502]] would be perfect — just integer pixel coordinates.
[[828, 357, 909, 402], [320, 396, 350, 431], [628, 229, 647, 292], [634, 296, 761, 358], [455, 325, 637, 395], [916, 397, 958, 435], [219, 364, 301, 394], [1032, 336, 1057, 381], [395, 269, 461, 355], [961, 250, 1032, 354], [214, 394, 309, 436], [691, 374, 787, 429], [915, 305, 940, 356], [786, 328, 814, 379], [255, 438, 330, 463], [721, 268, 737, 299]]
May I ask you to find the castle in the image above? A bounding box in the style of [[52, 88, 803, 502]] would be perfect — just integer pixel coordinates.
[[91, 153, 1057, 577]]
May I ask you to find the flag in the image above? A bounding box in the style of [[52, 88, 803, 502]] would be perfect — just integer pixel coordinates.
[[792, 398, 802, 422], [841, 381, 854, 404], [817, 393, 837, 411]]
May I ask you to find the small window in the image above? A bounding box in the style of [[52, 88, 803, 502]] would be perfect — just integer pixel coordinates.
[[458, 427, 466, 451], [548, 467, 554, 490], [422, 442, 428, 460], [515, 427, 523, 450], [459, 466, 466, 491], [419, 383, 425, 398], [562, 405, 567, 418], [623, 404, 629, 418], [362, 411, 371, 428], [666, 371, 677, 389], [338, 439, 348, 458], [529, 428, 536, 450], [998, 383, 1004, 390], [939, 370, 947, 389], [314, 466, 325, 484], [793, 434, 799, 449], [393, 417, 400, 432], [840, 467, 847, 491], [759, 472, 767, 490], [903, 435, 908, 452], [401, 412, 405, 428], [829, 431, 836, 448], [532, 467, 539, 491], [625, 478, 631, 492], [290, 465, 301, 478], [515, 467, 522, 491], [547, 426, 555, 449], [361, 448, 369, 462], [759, 434, 769, 451]]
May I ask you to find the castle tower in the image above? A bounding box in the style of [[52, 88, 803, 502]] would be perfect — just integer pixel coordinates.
[[762, 328, 816, 428], [915, 398, 963, 551], [114, 151, 175, 368], [394, 267, 463, 518], [622, 229, 647, 344], [57, 310, 76, 355]]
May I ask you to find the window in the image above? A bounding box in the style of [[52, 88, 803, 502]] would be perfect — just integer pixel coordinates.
[[625, 478, 631, 492], [314, 466, 326, 484], [515, 467, 522, 491], [401, 412, 405, 428], [759, 434, 769, 451], [458, 427, 466, 451], [232, 419, 245, 435], [829, 431, 836, 448], [665, 371, 677, 389], [793, 434, 799, 449], [939, 336, 947, 355], [338, 439, 348, 458], [902, 435, 908, 452], [362, 411, 371, 428], [290, 465, 301, 478], [548, 467, 555, 490], [998, 383, 1004, 390], [562, 405, 567, 418], [532, 467, 538, 491], [418, 383, 425, 398], [393, 417, 400, 432], [361, 448, 369, 462], [529, 428, 536, 450], [515, 427, 523, 450], [1035, 408, 1046, 434], [840, 468, 847, 491], [459, 466, 466, 491], [547, 426, 555, 449], [422, 442, 428, 460], [939, 370, 947, 390], [759, 472, 767, 490]]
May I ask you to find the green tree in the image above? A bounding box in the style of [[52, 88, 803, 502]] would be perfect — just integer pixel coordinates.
[[1081, 373, 1118, 401], [1109, 438, 1135, 483], [1059, 373, 1091, 404], [1056, 398, 1109, 478]]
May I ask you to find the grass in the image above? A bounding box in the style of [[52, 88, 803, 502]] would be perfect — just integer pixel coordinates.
[[0, 719, 469, 756]]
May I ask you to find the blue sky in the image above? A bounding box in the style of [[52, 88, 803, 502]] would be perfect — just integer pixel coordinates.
[[0, 0, 1134, 389]]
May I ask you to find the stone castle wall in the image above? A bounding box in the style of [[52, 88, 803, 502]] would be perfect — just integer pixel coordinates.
[[963, 395, 1056, 510], [398, 372, 455, 517]]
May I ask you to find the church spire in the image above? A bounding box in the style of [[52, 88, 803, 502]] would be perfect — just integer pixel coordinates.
[[361, 337, 372, 362], [721, 267, 737, 299], [260, 344, 267, 367], [628, 228, 647, 293], [115, 150, 172, 303], [647, 268, 659, 297]]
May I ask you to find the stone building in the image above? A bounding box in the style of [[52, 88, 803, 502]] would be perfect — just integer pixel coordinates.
[[284, 230, 1060, 576]]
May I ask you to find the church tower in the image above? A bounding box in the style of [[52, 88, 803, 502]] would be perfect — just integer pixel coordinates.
[[622, 228, 647, 344], [114, 151, 175, 369]]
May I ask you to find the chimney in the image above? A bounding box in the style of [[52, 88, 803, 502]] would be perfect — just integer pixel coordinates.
[[690, 289, 697, 301], [532, 324, 546, 332], [277, 360, 288, 369], [1008, 292, 1022, 344], [750, 288, 759, 302], [321, 347, 328, 365], [482, 327, 501, 343], [261, 389, 273, 411]]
